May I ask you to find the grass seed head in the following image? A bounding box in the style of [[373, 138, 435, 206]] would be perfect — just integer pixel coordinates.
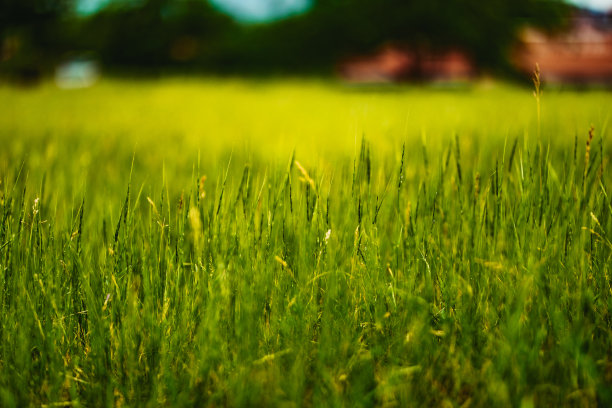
[[32, 197, 40, 216], [199, 175, 207, 199], [585, 125, 594, 179], [146, 196, 159, 216], [275, 255, 288, 268], [178, 191, 184, 211], [295, 160, 315, 190], [188, 206, 202, 250], [533, 63, 542, 138], [532, 63, 541, 99], [405, 201, 411, 226]]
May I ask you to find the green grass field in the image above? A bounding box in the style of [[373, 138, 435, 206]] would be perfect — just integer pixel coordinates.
[[1, 79, 612, 407]]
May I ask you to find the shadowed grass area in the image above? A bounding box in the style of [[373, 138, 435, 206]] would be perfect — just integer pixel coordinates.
[[0, 79, 611, 406]]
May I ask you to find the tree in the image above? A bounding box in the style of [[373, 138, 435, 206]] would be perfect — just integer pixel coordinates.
[[76, 0, 237, 68], [246, 0, 570, 73], [0, 0, 75, 79]]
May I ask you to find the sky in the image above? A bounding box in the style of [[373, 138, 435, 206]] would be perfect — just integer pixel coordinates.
[[76, 0, 311, 20], [578, 0, 612, 10], [208, 0, 310, 22], [76, 0, 612, 21]]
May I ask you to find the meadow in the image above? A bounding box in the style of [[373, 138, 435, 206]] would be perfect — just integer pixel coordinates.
[[0, 78, 611, 407]]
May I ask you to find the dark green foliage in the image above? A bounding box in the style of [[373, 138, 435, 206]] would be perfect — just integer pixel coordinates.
[[0, 0, 569, 76]]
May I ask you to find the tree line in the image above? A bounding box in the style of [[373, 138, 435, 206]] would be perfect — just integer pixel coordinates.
[[0, 0, 570, 79]]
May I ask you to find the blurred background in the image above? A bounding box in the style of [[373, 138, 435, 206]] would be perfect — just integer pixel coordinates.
[[1, 0, 611, 85]]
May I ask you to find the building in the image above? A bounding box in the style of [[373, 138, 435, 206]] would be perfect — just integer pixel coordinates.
[[513, 9, 612, 83], [337, 45, 476, 83]]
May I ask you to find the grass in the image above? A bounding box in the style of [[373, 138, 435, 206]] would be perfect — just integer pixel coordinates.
[[1, 78, 612, 407]]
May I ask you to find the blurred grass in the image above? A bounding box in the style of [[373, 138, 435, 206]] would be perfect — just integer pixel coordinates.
[[1, 78, 610, 172], [0, 78, 611, 407]]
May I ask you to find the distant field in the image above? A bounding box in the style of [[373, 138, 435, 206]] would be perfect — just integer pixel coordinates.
[[1, 79, 611, 406]]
